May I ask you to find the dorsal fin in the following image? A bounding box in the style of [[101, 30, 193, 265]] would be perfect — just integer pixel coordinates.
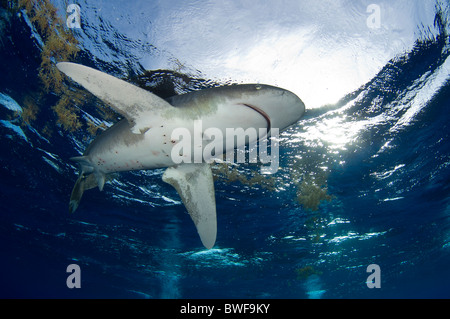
[[57, 62, 175, 134]]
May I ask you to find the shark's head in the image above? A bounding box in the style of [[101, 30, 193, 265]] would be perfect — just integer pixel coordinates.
[[232, 84, 305, 132], [168, 83, 305, 134]]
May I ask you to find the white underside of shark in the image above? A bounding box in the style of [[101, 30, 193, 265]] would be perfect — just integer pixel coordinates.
[[57, 62, 305, 249]]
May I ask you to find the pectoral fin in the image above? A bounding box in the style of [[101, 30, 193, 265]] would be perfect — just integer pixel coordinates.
[[162, 163, 217, 249], [57, 62, 175, 134]]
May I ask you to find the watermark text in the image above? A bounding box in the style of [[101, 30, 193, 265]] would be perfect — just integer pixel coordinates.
[[366, 4, 381, 29], [170, 120, 279, 174], [66, 264, 81, 288], [66, 4, 81, 29]]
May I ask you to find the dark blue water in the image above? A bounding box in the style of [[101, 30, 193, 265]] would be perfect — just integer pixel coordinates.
[[0, 2, 449, 299]]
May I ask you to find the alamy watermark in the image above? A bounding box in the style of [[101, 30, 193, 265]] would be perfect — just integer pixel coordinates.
[[66, 264, 81, 288], [171, 120, 279, 174], [366, 4, 381, 29], [66, 3, 381, 30], [66, 4, 81, 29], [366, 264, 381, 288]]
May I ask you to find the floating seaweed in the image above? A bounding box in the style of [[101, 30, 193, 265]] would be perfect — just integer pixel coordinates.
[[86, 119, 108, 137], [17, 0, 81, 131], [20, 94, 39, 126], [52, 94, 82, 132], [290, 152, 333, 212], [296, 176, 332, 212], [211, 162, 276, 191]]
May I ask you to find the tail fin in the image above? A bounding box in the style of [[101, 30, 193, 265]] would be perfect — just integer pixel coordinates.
[[69, 173, 98, 213], [69, 156, 109, 212]]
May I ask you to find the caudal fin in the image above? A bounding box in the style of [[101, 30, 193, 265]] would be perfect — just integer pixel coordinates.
[[69, 173, 98, 213]]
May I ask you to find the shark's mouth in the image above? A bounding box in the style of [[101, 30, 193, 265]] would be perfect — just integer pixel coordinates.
[[240, 103, 272, 135]]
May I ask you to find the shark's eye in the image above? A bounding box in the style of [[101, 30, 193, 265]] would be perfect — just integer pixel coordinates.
[[255, 84, 262, 90]]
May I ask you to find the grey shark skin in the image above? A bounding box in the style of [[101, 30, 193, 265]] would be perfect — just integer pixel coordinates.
[[57, 62, 305, 249]]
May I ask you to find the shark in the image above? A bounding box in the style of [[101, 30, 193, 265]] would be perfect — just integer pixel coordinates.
[[57, 62, 305, 249]]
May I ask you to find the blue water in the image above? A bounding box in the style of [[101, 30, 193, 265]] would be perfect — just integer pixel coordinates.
[[1, 1, 449, 299]]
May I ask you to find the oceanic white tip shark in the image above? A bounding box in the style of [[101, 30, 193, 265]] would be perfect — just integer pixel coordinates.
[[57, 62, 305, 249]]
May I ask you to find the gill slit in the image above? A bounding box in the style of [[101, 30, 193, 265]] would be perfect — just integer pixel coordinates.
[[240, 103, 271, 139]]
